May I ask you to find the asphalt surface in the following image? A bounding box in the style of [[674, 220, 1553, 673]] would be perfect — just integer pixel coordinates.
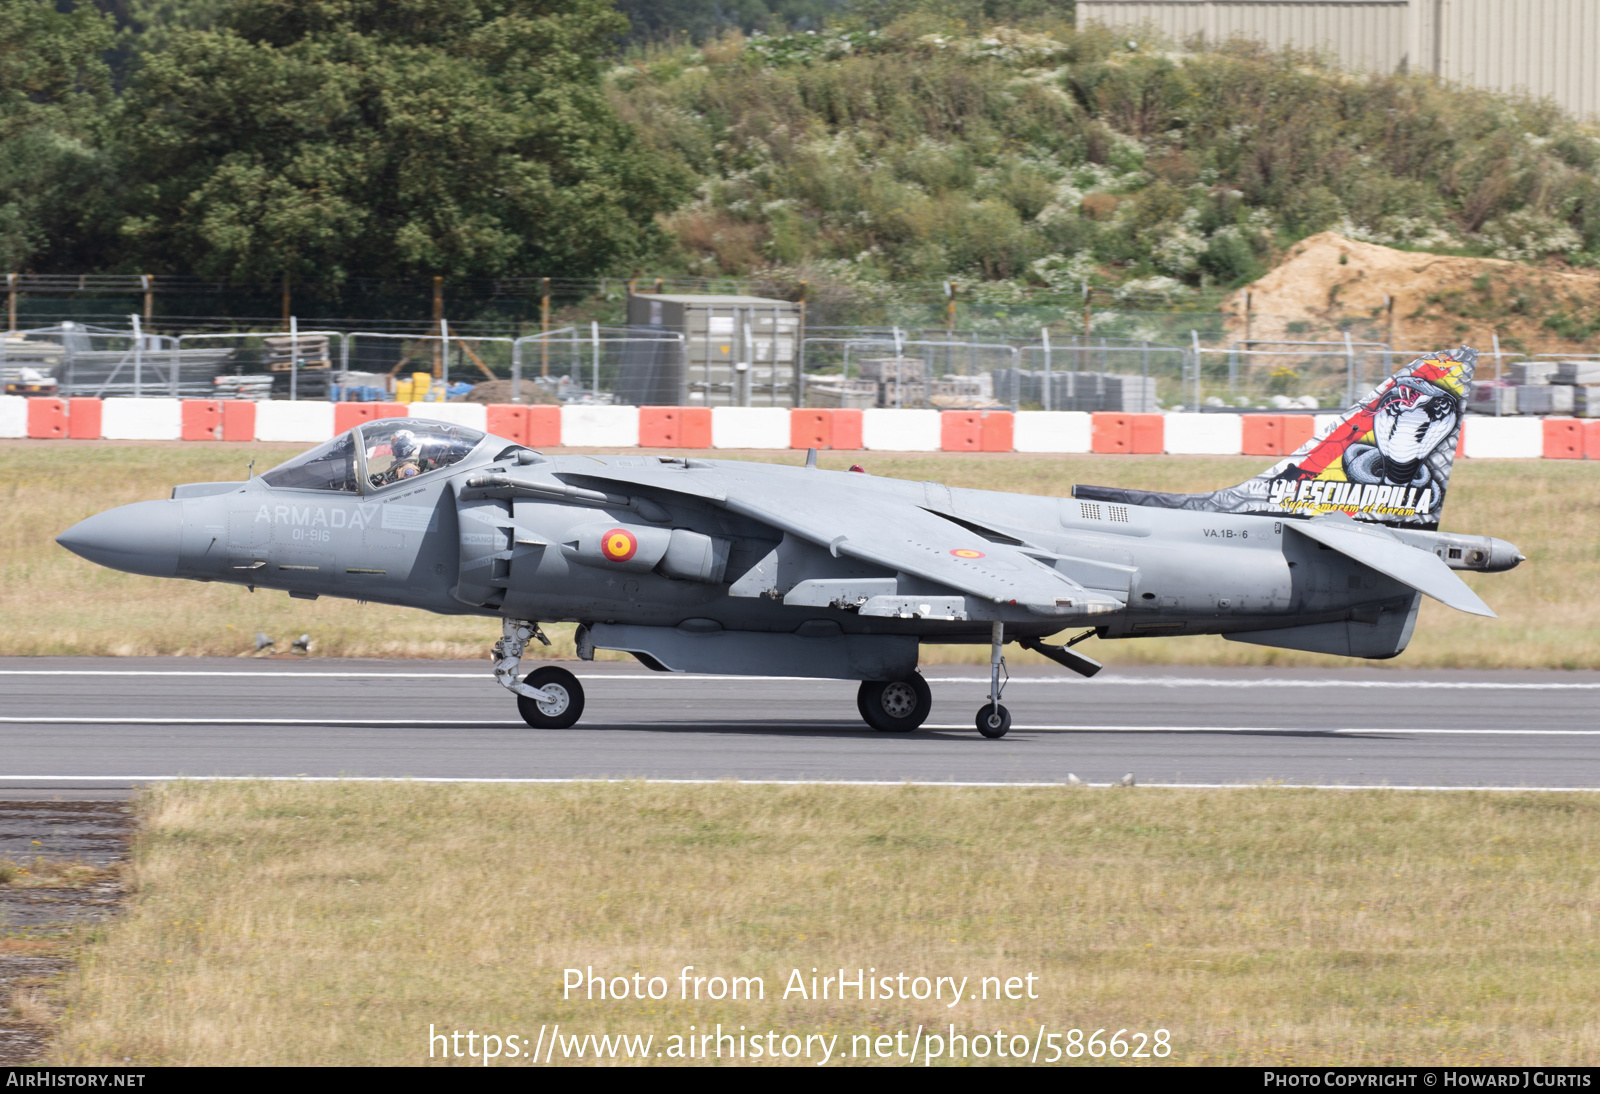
[[2, 657, 1598, 793]]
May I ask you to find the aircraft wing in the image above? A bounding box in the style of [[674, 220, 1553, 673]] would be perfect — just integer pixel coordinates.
[[1288, 516, 1496, 617], [560, 461, 1119, 617], [721, 483, 1119, 618]]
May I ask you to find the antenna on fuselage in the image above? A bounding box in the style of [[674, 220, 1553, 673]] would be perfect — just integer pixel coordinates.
[[247, 459, 256, 480]]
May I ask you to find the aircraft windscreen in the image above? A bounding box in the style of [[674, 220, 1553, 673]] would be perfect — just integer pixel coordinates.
[[259, 432, 360, 492], [362, 419, 484, 488]]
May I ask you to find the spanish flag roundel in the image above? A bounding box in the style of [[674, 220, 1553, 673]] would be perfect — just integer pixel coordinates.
[[601, 528, 638, 562], [950, 548, 985, 559]]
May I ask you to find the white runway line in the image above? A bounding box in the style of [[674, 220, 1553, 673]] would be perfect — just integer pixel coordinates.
[[0, 716, 529, 725], [0, 716, 1590, 734], [1, 669, 1597, 690], [0, 775, 1594, 793]]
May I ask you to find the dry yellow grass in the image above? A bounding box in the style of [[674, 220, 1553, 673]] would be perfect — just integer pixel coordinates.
[[48, 780, 1600, 1066], [3, 440, 1595, 667], [9, 988, 51, 1027]]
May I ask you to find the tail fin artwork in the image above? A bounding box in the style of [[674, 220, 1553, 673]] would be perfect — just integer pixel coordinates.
[[1076, 346, 1474, 530]]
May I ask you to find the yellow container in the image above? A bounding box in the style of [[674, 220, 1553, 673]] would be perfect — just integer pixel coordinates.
[[411, 372, 432, 401], [394, 379, 413, 403]]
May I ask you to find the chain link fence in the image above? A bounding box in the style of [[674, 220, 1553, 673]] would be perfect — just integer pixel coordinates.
[[5, 310, 1587, 417]]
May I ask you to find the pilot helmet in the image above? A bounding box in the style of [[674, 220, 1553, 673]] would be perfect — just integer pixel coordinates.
[[390, 429, 418, 459]]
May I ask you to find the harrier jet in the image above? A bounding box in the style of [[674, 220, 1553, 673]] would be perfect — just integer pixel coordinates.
[[58, 347, 1521, 738]]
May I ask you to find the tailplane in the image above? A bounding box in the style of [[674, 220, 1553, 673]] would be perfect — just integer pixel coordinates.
[[1075, 346, 1474, 530]]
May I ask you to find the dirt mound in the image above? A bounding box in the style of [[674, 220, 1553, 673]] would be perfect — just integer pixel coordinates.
[[452, 378, 558, 405], [1225, 233, 1600, 355]]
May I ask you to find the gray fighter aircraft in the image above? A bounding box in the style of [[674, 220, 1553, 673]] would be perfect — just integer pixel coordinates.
[[57, 346, 1521, 738]]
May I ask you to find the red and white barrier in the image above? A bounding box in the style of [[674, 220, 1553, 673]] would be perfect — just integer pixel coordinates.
[[68, 397, 102, 439], [940, 410, 1013, 452], [0, 395, 29, 438], [1163, 412, 1244, 455], [712, 407, 790, 449], [640, 407, 711, 448], [1462, 416, 1543, 459], [1013, 411, 1091, 453], [561, 404, 638, 448], [27, 397, 69, 439], [1240, 414, 1314, 457], [863, 408, 940, 451], [413, 402, 487, 432], [255, 401, 335, 443], [5, 397, 1595, 458], [102, 397, 182, 440], [1090, 412, 1163, 454]]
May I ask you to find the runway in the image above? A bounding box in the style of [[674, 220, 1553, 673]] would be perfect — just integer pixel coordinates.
[[2, 657, 1597, 794]]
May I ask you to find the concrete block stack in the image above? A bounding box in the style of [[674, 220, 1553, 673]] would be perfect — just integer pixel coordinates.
[[990, 369, 1158, 413], [1470, 384, 1518, 415], [1554, 361, 1600, 418], [1495, 359, 1600, 417], [1517, 385, 1574, 415]]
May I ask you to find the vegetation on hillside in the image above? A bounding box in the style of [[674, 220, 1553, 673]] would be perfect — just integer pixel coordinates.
[[612, 21, 1600, 300], [0, 0, 689, 292], [613, 0, 845, 44], [2, 0, 1598, 316]]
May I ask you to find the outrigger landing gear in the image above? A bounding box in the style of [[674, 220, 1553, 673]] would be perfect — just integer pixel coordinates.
[[857, 673, 932, 732], [976, 621, 1011, 739], [493, 619, 586, 729]]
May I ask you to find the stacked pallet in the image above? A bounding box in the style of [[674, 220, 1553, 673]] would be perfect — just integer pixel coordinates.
[[1491, 360, 1600, 417], [262, 334, 331, 372], [990, 368, 1159, 413]]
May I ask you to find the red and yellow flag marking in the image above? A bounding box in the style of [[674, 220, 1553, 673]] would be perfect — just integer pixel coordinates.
[[601, 528, 638, 562]]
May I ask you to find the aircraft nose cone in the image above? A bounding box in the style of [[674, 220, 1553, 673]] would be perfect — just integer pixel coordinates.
[[57, 500, 182, 579]]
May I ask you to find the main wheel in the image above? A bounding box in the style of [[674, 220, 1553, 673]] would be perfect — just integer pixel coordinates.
[[975, 703, 1011, 739], [857, 674, 932, 732], [516, 666, 585, 729]]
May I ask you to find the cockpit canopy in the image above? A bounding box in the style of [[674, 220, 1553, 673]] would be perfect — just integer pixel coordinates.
[[259, 431, 360, 492], [361, 419, 483, 488], [259, 419, 485, 493]]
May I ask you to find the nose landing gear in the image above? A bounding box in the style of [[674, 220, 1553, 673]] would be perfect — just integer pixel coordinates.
[[516, 665, 585, 729], [494, 619, 586, 729]]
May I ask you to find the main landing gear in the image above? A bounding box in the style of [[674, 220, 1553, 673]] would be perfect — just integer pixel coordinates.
[[857, 674, 933, 732], [854, 623, 1011, 738], [976, 620, 1011, 739], [493, 616, 1016, 738], [494, 619, 586, 729]]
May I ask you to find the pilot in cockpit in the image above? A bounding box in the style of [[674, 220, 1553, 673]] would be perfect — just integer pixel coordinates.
[[368, 428, 441, 486], [362, 421, 480, 488]]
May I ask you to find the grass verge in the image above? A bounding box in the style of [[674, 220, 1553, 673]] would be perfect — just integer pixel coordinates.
[[4, 441, 1595, 667], [1, 857, 124, 1065], [48, 780, 1600, 1066]]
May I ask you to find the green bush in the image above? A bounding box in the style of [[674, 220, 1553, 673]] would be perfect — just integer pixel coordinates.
[[616, 23, 1600, 292]]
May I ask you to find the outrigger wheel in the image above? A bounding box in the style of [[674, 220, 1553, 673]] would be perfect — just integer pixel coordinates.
[[516, 666, 585, 729], [975, 702, 1011, 739], [856, 673, 933, 732]]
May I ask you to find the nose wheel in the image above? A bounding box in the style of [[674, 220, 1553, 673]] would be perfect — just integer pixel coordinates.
[[515, 666, 585, 729], [493, 619, 586, 729], [857, 674, 932, 732]]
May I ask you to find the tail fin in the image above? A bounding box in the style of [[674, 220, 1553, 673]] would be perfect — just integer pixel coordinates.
[[1075, 346, 1473, 530]]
